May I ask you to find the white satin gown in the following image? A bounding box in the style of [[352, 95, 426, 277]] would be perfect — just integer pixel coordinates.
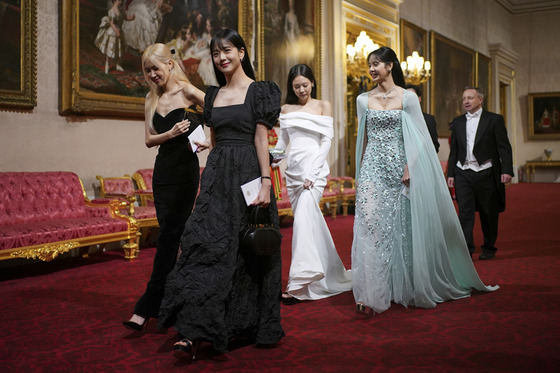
[[276, 111, 352, 300]]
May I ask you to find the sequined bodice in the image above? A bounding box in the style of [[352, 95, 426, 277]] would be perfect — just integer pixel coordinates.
[[360, 109, 406, 187], [353, 109, 412, 311]]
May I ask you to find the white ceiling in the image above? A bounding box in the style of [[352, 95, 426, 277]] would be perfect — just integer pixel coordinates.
[[495, 0, 560, 14]]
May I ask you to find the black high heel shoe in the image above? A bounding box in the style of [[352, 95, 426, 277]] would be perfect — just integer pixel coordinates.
[[356, 303, 372, 315], [281, 292, 301, 305], [122, 318, 148, 332], [173, 338, 198, 361]]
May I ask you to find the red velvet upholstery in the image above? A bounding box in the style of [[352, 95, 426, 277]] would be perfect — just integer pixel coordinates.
[[134, 169, 153, 190], [132, 170, 154, 207], [0, 172, 137, 259], [96, 174, 157, 229], [102, 178, 135, 196], [0, 218, 128, 251], [318, 176, 340, 219], [132, 206, 157, 220], [0, 172, 89, 226]]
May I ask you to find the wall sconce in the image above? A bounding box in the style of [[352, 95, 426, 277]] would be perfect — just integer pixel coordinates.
[[401, 51, 431, 85]]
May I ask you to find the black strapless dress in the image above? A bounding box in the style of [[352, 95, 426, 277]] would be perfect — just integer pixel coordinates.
[[159, 82, 284, 353], [133, 106, 201, 319]]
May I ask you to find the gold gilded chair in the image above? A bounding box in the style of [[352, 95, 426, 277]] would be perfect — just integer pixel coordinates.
[[132, 169, 154, 207], [338, 176, 356, 216], [276, 178, 293, 219], [96, 175, 158, 230], [319, 176, 339, 219]]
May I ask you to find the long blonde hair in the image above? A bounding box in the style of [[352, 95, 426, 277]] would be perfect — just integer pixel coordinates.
[[142, 43, 190, 132]]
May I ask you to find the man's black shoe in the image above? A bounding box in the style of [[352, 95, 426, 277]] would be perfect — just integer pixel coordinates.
[[478, 252, 495, 260]]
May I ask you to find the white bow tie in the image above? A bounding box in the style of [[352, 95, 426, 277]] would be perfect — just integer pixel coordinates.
[[466, 112, 480, 120]]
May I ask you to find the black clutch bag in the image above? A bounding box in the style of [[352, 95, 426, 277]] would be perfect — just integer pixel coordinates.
[[242, 206, 282, 255]]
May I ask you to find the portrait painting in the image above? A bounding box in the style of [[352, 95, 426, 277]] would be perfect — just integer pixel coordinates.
[[260, 0, 321, 101], [430, 32, 475, 137], [60, 0, 246, 117], [0, 0, 36, 109], [400, 19, 427, 62], [476, 53, 491, 111], [400, 19, 428, 111], [528, 92, 560, 140]]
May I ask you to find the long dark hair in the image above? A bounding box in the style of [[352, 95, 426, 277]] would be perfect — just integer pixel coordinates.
[[285, 64, 317, 104], [367, 46, 406, 88], [210, 28, 255, 87]]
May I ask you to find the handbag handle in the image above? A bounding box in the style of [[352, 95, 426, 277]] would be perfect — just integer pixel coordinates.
[[248, 206, 271, 227]]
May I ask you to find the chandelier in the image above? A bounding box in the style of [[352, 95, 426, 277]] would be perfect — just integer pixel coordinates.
[[346, 31, 379, 89], [400, 51, 431, 85]]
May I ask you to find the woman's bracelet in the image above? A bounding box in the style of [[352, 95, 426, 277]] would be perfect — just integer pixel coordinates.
[[261, 176, 272, 180]]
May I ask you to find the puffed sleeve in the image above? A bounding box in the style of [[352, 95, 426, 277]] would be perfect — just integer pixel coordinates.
[[252, 81, 281, 129], [203, 86, 220, 127]]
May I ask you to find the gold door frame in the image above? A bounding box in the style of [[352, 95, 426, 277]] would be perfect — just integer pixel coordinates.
[[343, 2, 398, 177]]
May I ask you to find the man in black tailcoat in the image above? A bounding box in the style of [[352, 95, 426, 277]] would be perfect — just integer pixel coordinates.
[[447, 87, 514, 260]]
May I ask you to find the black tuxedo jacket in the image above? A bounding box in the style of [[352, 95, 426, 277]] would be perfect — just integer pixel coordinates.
[[423, 113, 440, 153], [447, 110, 514, 212]]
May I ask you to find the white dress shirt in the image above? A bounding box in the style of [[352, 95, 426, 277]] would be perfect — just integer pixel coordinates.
[[457, 108, 492, 172]]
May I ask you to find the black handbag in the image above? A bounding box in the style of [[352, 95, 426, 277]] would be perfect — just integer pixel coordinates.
[[242, 206, 282, 255]]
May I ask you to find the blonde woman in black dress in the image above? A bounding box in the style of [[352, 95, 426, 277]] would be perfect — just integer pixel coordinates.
[[123, 43, 204, 332]]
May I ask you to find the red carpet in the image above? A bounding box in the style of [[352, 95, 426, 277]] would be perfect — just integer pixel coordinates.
[[1, 183, 559, 372]]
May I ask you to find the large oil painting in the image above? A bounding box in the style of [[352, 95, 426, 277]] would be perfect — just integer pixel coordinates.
[[60, 0, 248, 117], [0, 0, 36, 109], [260, 0, 321, 101], [430, 32, 475, 137], [400, 19, 428, 111], [528, 92, 560, 140], [400, 19, 427, 60], [476, 52, 491, 111]]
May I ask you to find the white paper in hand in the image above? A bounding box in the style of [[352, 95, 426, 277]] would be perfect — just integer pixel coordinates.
[[188, 125, 206, 153], [401, 185, 410, 199], [241, 177, 262, 206]]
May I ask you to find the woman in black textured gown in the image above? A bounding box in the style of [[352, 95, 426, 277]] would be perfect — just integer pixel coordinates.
[[158, 29, 284, 360], [123, 43, 205, 332]]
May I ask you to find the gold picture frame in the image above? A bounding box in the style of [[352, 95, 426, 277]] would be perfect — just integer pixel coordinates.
[[400, 19, 428, 111], [257, 0, 321, 100], [0, 0, 37, 109], [430, 32, 475, 137], [528, 92, 560, 140], [59, 0, 252, 118]]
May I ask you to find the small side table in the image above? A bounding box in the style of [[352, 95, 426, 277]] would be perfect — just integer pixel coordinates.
[[525, 160, 560, 182]]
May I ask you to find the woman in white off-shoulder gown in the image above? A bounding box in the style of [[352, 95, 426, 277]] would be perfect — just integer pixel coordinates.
[[274, 64, 351, 304]]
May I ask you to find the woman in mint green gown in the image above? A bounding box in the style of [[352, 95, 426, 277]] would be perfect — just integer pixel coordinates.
[[352, 47, 498, 315]]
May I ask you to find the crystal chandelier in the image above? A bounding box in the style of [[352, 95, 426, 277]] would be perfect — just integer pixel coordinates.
[[346, 31, 379, 86], [400, 51, 431, 85]]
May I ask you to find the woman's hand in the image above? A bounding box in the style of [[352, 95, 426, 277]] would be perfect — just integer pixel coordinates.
[[402, 164, 410, 187], [169, 119, 190, 138], [194, 139, 211, 153], [303, 179, 314, 190], [252, 178, 272, 207]]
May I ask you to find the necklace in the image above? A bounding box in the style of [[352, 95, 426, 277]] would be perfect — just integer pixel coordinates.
[[378, 86, 396, 99]]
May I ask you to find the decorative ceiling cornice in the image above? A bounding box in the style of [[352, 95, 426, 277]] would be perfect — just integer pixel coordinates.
[[495, 0, 560, 14]]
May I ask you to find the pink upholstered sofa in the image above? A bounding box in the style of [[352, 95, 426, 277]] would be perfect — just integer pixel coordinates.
[[0, 172, 140, 262]]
